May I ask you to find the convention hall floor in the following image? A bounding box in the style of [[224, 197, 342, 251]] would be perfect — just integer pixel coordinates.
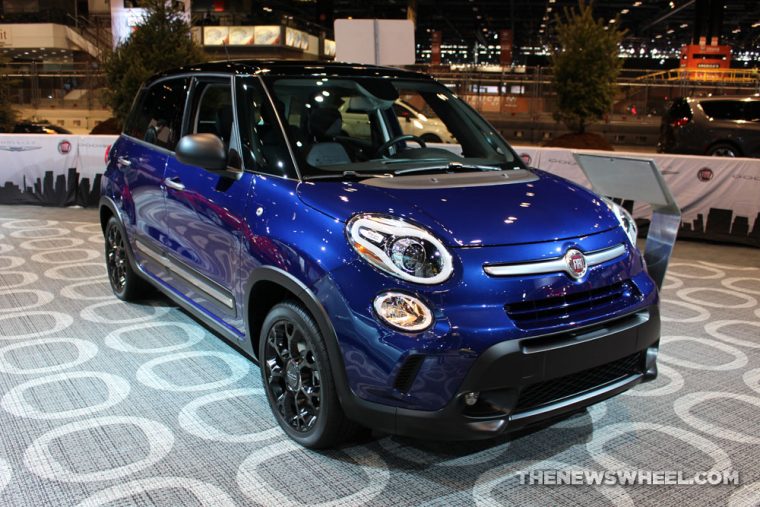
[[0, 206, 758, 506]]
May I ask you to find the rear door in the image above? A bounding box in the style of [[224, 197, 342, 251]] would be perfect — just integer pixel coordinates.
[[114, 77, 190, 279], [161, 75, 253, 330]]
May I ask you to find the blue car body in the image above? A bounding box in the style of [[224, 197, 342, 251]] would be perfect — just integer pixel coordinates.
[[101, 61, 659, 440]]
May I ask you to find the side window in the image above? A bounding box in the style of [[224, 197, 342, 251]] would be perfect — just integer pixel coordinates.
[[701, 100, 744, 121], [189, 81, 234, 146], [124, 78, 190, 150], [187, 78, 241, 169], [237, 77, 297, 177], [744, 101, 760, 122]]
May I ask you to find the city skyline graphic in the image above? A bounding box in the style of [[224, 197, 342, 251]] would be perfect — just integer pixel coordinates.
[[0, 168, 101, 207], [679, 208, 760, 248]]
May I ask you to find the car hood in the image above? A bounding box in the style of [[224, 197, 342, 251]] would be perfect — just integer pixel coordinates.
[[297, 169, 620, 247]]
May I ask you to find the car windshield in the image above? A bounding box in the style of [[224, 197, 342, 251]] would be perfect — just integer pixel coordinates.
[[261, 76, 524, 179]]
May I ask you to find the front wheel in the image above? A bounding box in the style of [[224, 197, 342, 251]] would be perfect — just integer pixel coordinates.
[[259, 301, 361, 448]]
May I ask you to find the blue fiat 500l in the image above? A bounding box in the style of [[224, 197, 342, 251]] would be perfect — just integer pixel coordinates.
[[101, 61, 660, 448]]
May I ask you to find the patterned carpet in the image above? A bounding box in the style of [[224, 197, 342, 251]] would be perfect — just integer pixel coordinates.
[[0, 205, 759, 507]]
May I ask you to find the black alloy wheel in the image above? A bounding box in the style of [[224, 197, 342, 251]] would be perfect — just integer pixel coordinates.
[[104, 216, 145, 301], [106, 221, 127, 293], [264, 318, 322, 432], [259, 302, 361, 448]]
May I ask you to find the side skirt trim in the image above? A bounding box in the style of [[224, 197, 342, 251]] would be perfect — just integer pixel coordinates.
[[135, 240, 235, 310]]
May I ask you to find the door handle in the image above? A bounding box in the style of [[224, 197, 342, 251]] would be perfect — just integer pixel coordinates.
[[163, 177, 186, 192], [116, 156, 131, 167]]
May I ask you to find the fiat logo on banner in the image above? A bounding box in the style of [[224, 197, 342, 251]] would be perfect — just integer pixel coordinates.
[[697, 167, 714, 182], [58, 140, 72, 154], [520, 153, 532, 165], [564, 249, 587, 279]]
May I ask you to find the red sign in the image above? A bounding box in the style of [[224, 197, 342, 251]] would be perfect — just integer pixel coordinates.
[[499, 29, 513, 66], [680, 44, 731, 71], [430, 30, 442, 66]]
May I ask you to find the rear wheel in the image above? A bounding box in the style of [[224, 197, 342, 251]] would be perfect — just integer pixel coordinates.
[[259, 301, 360, 448], [707, 143, 740, 157], [104, 216, 146, 301]]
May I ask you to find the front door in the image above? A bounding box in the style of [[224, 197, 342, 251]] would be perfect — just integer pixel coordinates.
[[161, 76, 253, 334]]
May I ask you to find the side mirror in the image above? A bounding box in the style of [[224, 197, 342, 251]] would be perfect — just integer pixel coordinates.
[[176, 133, 228, 171]]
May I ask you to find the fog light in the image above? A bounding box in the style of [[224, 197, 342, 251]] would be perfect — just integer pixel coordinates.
[[464, 392, 479, 406], [373, 292, 433, 332]]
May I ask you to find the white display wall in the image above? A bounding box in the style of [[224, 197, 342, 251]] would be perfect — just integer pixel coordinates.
[[0, 134, 758, 247]]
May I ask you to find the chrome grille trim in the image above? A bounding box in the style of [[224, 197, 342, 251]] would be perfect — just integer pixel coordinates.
[[483, 244, 627, 277]]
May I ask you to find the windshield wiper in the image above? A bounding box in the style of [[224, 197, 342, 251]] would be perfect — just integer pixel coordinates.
[[375, 157, 452, 165], [393, 162, 504, 176], [302, 171, 393, 181]]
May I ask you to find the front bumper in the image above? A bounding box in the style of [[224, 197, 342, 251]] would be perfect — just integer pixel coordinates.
[[342, 305, 660, 440]]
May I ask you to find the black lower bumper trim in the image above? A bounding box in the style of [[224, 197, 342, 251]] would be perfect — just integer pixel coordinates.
[[341, 305, 660, 440]]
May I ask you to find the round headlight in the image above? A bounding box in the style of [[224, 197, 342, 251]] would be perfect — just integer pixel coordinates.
[[390, 237, 427, 274], [374, 292, 433, 332], [347, 214, 454, 285], [602, 198, 638, 247]]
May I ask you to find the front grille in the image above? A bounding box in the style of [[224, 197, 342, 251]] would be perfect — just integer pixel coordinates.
[[514, 352, 643, 412], [393, 355, 425, 393], [505, 280, 641, 330]]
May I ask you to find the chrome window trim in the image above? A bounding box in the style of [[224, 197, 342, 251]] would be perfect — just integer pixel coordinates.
[[483, 244, 627, 277], [135, 240, 235, 309]]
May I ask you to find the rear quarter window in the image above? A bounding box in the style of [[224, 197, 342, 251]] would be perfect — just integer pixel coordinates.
[[124, 77, 191, 151]]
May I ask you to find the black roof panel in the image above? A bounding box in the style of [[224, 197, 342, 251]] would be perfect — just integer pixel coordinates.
[[145, 60, 431, 86]]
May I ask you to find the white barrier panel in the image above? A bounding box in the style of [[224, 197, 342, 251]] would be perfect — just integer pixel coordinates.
[[511, 145, 760, 248], [0, 134, 117, 207], [78, 135, 117, 180], [1, 135, 759, 247]]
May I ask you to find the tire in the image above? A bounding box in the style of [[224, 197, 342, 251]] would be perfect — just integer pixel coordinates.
[[259, 301, 361, 449], [104, 216, 147, 301], [420, 133, 442, 144], [707, 142, 740, 157]]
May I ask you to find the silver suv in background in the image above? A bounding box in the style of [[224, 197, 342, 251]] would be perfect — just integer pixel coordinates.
[[658, 96, 760, 158]]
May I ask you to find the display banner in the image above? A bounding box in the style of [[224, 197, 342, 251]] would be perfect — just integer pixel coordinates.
[[512, 146, 760, 248], [0, 134, 114, 207], [1, 135, 759, 248]]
